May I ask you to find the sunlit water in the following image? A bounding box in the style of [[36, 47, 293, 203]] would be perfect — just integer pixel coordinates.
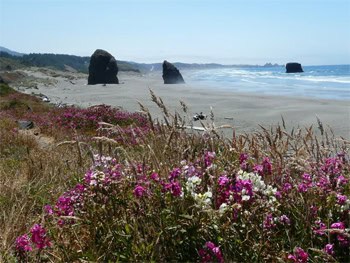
[[183, 65, 350, 100]]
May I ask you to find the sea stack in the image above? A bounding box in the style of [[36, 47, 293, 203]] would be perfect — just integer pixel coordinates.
[[162, 60, 185, 84], [286, 62, 303, 73], [88, 49, 119, 85]]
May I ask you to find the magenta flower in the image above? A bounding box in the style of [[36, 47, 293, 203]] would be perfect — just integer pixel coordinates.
[[288, 247, 308, 262], [199, 241, 223, 263], [204, 151, 216, 167], [44, 204, 54, 215], [331, 222, 345, 230], [283, 183, 292, 192], [323, 243, 334, 255], [262, 157, 272, 175], [30, 224, 51, 250], [263, 214, 276, 230], [133, 185, 146, 198], [313, 220, 327, 236], [150, 172, 160, 182], [336, 194, 347, 205], [15, 234, 32, 252], [239, 153, 249, 171], [171, 181, 182, 197], [218, 176, 229, 186], [168, 168, 181, 181], [280, 215, 291, 225]]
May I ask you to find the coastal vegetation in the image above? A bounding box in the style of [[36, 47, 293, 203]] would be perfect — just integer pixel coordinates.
[[0, 83, 349, 262]]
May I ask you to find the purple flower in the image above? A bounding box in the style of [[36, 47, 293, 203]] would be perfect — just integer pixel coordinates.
[[204, 151, 216, 167], [262, 157, 272, 175], [44, 205, 53, 215], [15, 234, 32, 252], [331, 222, 345, 230], [337, 194, 347, 205], [280, 215, 291, 225], [283, 183, 292, 192], [171, 181, 182, 197], [133, 185, 146, 198], [218, 176, 229, 186], [199, 241, 223, 263], [169, 168, 181, 181], [313, 220, 327, 236], [239, 153, 249, 171], [30, 224, 51, 250], [323, 243, 334, 255], [297, 183, 309, 193], [263, 214, 276, 230], [150, 172, 160, 182], [288, 247, 308, 262]]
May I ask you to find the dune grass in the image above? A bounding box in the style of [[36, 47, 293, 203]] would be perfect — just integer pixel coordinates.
[[0, 88, 349, 262]]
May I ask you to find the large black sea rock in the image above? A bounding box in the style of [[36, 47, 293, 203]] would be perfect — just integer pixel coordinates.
[[88, 49, 119, 84], [162, 60, 185, 84]]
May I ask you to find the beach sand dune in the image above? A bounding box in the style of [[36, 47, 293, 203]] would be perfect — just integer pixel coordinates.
[[21, 70, 350, 139]]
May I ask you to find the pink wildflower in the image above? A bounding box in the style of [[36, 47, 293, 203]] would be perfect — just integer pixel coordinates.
[[336, 194, 347, 205], [288, 247, 308, 262], [239, 153, 249, 171], [44, 205, 53, 215], [199, 241, 223, 263], [280, 215, 291, 225], [15, 234, 32, 252], [150, 172, 160, 182], [218, 176, 229, 186], [263, 214, 276, 230], [133, 185, 146, 198], [204, 151, 216, 167], [30, 224, 51, 250], [331, 222, 345, 230], [323, 243, 334, 255]]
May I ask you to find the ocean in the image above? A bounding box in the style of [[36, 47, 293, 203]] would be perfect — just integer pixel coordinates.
[[184, 65, 350, 100]]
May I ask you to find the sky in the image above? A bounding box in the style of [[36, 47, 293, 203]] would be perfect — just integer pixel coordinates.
[[0, 0, 349, 65]]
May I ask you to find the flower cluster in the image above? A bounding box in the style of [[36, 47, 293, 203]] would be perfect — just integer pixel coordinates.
[[198, 241, 224, 263]]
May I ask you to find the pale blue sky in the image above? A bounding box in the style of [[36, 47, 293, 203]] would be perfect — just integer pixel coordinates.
[[0, 0, 349, 65]]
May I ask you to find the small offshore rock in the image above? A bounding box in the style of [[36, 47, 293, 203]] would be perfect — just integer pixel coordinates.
[[286, 62, 303, 73]]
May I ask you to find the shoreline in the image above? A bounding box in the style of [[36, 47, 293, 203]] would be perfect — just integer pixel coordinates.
[[19, 69, 350, 139]]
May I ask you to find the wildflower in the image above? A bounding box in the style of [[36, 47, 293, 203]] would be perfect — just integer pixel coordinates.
[[239, 153, 249, 171], [150, 172, 160, 182], [44, 205, 53, 215], [218, 176, 229, 186], [263, 213, 276, 230], [204, 151, 216, 168], [283, 183, 292, 192], [199, 241, 223, 263], [287, 247, 308, 262], [262, 157, 272, 175], [313, 220, 327, 236], [280, 215, 291, 225], [30, 224, 51, 250], [323, 243, 334, 255], [15, 234, 32, 252], [336, 194, 347, 205], [169, 168, 181, 181], [133, 185, 146, 198], [331, 222, 345, 230]]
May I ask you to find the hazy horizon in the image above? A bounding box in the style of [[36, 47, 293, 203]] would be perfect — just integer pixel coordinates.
[[1, 0, 349, 66]]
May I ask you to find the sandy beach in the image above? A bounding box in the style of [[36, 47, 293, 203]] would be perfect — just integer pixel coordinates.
[[20, 69, 350, 139]]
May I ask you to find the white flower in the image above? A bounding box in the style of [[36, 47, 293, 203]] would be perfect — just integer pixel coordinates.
[[219, 203, 228, 214]]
